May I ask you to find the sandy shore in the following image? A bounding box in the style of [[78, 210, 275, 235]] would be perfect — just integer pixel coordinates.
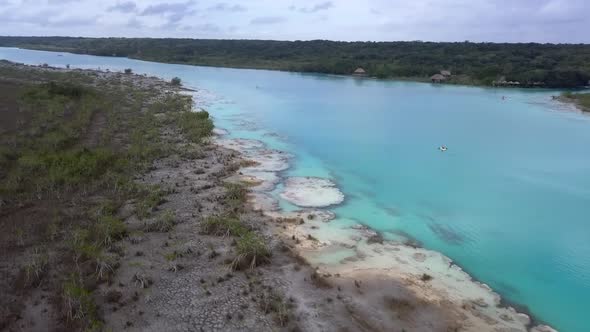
[[217, 134, 558, 332]]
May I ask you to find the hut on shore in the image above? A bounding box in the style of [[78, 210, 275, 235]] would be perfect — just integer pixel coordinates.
[[440, 70, 452, 77], [353, 68, 367, 77], [493, 78, 525, 87], [431, 74, 446, 83]]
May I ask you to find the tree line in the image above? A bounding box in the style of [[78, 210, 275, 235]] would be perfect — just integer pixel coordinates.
[[1, 36, 589, 88]]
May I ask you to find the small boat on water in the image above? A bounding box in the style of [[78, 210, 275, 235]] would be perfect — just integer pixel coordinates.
[[438, 146, 448, 152]]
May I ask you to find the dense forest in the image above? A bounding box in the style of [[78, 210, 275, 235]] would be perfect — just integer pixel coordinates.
[[1, 36, 590, 88]]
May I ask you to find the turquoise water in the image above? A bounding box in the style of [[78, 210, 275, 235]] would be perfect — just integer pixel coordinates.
[[2, 47, 590, 331]]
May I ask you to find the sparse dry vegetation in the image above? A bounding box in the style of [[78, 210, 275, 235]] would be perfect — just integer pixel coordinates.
[[0, 61, 212, 330], [145, 209, 176, 232], [201, 215, 249, 237], [232, 232, 271, 270], [0, 60, 299, 332]]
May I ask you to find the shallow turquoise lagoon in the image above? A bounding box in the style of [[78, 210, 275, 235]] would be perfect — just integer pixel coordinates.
[[2, 47, 589, 331]]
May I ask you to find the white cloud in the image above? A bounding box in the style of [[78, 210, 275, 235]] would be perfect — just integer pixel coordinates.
[[108, 1, 137, 13], [0, 0, 588, 42], [290, 1, 333, 14], [208, 3, 247, 12]]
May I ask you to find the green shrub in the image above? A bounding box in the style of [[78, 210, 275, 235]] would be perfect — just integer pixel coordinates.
[[24, 249, 49, 287], [94, 253, 116, 280], [73, 241, 101, 262], [45, 81, 89, 99], [232, 232, 270, 270], [62, 277, 99, 324], [136, 186, 167, 219], [93, 199, 117, 218], [171, 77, 182, 86], [201, 215, 248, 237], [164, 251, 179, 261], [14, 148, 117, 190], [127, 111, 165, 165], [145, 209, 175, 232], [224, 182, 247, 211], [95, 215, 127, 247], [176, 111, 214, 143]]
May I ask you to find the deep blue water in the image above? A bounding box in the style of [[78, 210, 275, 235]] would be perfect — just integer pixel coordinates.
[[2, 47, 589, 331]]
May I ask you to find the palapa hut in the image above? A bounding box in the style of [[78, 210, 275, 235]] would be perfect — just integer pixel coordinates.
[[440, 70, 452, 77], [353, 67, 367, 77], [431, 74, 446, 83]]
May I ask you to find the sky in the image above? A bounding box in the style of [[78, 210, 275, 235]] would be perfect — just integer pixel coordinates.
[[0, 0, 588, 43]]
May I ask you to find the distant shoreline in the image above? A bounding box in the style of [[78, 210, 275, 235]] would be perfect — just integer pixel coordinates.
[[2, 46, 579, 93], [1, 35, 589, 89]]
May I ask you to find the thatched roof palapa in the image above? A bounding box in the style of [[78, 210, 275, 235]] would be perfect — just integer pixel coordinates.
[[431, 74, 446, 83], [440, 70, 452, 77], [353, 67, 367, 76]]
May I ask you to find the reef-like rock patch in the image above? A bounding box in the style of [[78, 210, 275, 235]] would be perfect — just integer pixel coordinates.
[[280, 177, 344, 208], [249, 192, 280, 211], [239, 170, 280, 192], [212, 128, 229, 136], [246, 149, 291, 172], [216, 138, 265, 151], [266, 210, 336, 223]]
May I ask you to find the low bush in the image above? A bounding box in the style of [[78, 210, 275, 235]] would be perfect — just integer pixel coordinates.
[[145, 209, 175, 232], [62, 276, 100, 328], [171, 77, 181, 86], [94, 215, 127, 247], [24, 249, 49, 287], [201, 215, 248, 237], [136, 186, 167, 219], [45, 81, 89, 99], [12, 147, 117, 191], [224, 182, 247, 211], [232, 232, 270, 270], [176, 110, 214, 143]]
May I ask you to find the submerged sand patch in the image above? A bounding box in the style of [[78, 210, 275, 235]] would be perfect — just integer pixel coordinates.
[[246, 149, 291, 172], [217, 137, 290, 192], [280, 177, 345, 208], [217, 138, 265, 151]]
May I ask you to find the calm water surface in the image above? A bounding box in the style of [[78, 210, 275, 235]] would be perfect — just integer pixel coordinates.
[[2, 47, 589, 331]]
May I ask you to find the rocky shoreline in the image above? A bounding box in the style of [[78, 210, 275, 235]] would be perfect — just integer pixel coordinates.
[[217, 132, 559, 332]]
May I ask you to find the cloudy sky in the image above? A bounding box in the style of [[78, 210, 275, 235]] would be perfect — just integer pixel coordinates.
[[0, 0, 588, 43]]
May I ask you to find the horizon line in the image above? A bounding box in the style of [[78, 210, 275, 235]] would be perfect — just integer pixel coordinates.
[[1, 35, 589, 46]]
